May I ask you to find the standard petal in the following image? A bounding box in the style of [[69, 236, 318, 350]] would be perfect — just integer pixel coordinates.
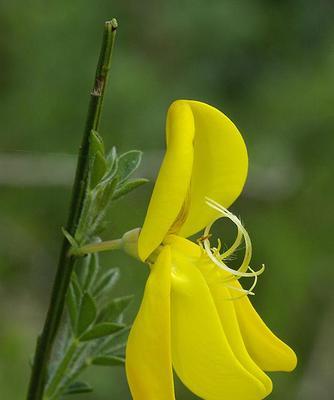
[[233, 288, 297, 372], [199, 262, 272, 394], [126, 246, 175, 400], [138, 101, 195, 261], [179, 100, 248, 237], [170, 246, 268, 400]]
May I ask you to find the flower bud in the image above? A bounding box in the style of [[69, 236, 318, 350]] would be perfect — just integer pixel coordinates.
[[121, 228, 141, 259]]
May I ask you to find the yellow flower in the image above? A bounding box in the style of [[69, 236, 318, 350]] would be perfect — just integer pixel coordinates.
[[125, 100, 297, 400]]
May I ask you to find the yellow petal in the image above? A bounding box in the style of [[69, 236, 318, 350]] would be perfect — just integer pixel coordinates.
[[164, 233, 202, 258], [126, 246, 175, 400], [166, 234, 295, 375], [138, 100, 248, 260], [179, 100, 248, 237], [199, 261, 272, 394], [233, 289, 297, 372], [170, 245, 268, 400], [138, 101, 195, 261]]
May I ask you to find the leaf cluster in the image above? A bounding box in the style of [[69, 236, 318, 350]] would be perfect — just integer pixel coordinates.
[[45, 253, 133, 399], [74, 130, 148, 245]]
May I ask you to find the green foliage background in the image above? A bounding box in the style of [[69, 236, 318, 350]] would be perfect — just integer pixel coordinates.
[[0, 0, 333, 399]]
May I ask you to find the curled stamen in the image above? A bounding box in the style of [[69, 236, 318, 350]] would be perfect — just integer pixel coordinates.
[[220, 226, 243, 260], [202, 197, 265, 284], [223, 266, 262, 300]]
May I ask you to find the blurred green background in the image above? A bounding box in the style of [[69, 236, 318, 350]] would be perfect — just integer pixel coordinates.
[[1, 0, 333, 399]]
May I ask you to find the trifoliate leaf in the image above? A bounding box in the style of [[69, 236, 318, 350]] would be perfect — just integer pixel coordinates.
[[117, 150, 142, 183], [79, 322, 125, 342], [98, 295, 133, 322], [63, 381, 93, 395], [112, 178, 148, 200], [91, 355, 125, 366], [77, 292, 97, 336]]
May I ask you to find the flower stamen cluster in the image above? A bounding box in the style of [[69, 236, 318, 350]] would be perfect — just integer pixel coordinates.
[[202, 197, 265, 299]]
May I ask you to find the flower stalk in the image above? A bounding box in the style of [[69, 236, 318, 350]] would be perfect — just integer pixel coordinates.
[[70, 238, 122, 256], [70, 228, 141, 258], [26, 19, 118, 400]]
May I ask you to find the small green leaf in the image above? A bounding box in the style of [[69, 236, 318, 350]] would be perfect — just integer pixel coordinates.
[[77, 253, 92, 287], [99, 295, 133, 322], [95, 177, 118, 210], [86, 179, 118, 236], [92, 355, 125, 366], [89, 130, 105, 156], [63, 381, 93, 395], [103, 327, 130, 354], [102, 147, 118, 182], [79, 322, 125, 342], [83, 253, 100, 291], [68, 273, 83, 333], [91, 151, 107, 188], [93, 268, 120, 297], [77, 292, 97, 336], [73, 190, 94, 244], [117, 150, 142, 182], [71, 271, 83, 296], [112, 178, 148, 200], [62, 228, 78, 248], [106, 146, 117, 169], [67, 273, 86, 332], [66, 284, 79, 330]]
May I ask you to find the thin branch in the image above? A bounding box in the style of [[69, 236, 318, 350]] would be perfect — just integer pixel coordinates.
[[26, 19, 118, 400]]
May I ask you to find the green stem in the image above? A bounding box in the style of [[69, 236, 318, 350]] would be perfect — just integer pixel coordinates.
[[26, 19, 118, 400]]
